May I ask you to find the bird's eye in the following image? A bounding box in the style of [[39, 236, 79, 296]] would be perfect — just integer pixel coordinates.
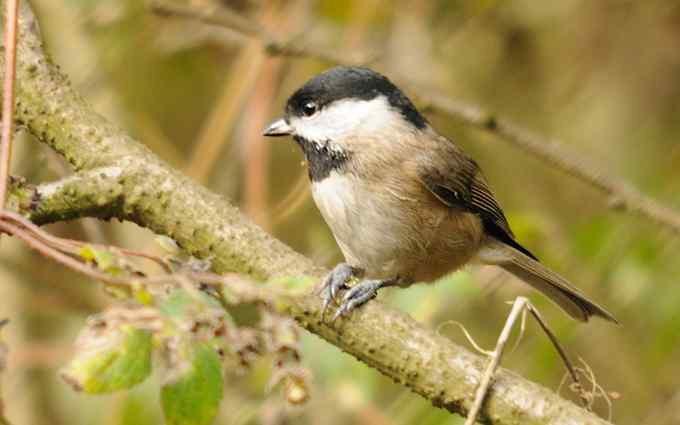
[[302, 101, 318, 117]]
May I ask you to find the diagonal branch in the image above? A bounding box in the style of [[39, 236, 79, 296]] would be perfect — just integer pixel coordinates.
[[148, 0, 355, 65], [151, 0, 680, 236], [2, 2, 613, 424], [419, 93, 680, 234]]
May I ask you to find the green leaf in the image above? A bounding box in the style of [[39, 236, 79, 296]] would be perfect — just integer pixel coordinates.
[[93, 249, 116, 272], [158, 289, 195, 318], [132, 281, 154, 306], [61, 325, 153, 393], [79, 245, 123, 276], [159, 288, 222, 319], [79, 245, 97, 262], [161, 342, 224, 425]]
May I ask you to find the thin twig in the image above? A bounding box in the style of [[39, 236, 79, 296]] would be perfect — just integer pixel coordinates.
[[149, 0, 263, 39], [445, 321, 492, 356], [0, 220, 130, 288], [464, 298, 592, 424], [526, 303, 588, 407], [0, 0, 19, 210], [465, 297, 529, 425], [0, 212, 162, 289], [151, 0, 680, 237], [0, 220, 272, 313], [1, 211, 172, 272], [0, 211, 265, 300], [149, 0, 363, 65], [507, 304, 528, 356], [558, 359, 613, 419], [418, 93, 680, 234]]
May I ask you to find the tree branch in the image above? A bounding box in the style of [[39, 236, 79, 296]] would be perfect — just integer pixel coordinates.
[[9, 167, 125, 224], [150, 0, 680, 236], [419, 93, 680, 234], [148, 0, 357, 65], [2, 2, 613, 424]]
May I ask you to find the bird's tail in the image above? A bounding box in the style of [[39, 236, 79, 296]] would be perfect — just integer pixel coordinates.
[[478, 241, 618, 323]]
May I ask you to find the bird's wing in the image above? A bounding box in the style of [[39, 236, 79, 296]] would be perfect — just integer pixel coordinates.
[[416, 144, 538, 261]]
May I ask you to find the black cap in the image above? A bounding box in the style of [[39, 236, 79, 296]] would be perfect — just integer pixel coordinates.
[[286, 67, 427, 130]]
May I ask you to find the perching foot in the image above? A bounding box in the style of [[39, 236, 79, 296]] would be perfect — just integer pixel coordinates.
[[331, 278, 395, 321], [318, 263, 357, 319]]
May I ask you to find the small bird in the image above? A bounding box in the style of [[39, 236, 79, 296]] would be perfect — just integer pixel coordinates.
[[264, 66, 616, 323]]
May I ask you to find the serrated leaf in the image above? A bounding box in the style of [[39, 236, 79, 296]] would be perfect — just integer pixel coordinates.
[[61, 325, 152, 393], [161, 342, 223, 425]]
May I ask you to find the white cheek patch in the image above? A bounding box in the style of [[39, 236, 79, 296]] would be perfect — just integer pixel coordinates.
[[290, 95, 403, 143]]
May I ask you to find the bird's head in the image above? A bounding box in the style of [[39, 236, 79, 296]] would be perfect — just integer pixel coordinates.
[[263, 67, 427, 147]]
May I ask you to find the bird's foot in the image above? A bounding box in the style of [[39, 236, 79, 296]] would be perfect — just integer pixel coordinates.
[[330, 278, 398, 321], [318, 263, 357, 319]]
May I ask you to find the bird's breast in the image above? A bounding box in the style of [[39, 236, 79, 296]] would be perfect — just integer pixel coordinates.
[[311, 172, 407, 276], [311, 170, 482, 281]]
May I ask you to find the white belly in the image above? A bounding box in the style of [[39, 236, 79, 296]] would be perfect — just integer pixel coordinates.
[[311, 172, 416, 278]]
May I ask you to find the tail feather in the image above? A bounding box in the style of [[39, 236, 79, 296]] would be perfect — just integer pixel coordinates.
[[479, 241, 618, 323]]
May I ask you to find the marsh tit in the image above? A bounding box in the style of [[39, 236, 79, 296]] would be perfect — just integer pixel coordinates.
[[264, 66, 616, 323]]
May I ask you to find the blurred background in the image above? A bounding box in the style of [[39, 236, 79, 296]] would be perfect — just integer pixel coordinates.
[[2, 0, 680, 424]]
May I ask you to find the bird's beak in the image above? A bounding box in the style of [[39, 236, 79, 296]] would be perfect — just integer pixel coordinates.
[[262, 118, 294, 137]]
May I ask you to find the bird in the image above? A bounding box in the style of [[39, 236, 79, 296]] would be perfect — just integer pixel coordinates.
[[263, 66, 617, 324]]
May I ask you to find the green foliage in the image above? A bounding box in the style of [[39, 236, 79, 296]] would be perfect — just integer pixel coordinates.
[[159, 288, 213, 318], [61, 325, 153, 394], [160, 342, 224, 425], [80, 245, 122, 275]]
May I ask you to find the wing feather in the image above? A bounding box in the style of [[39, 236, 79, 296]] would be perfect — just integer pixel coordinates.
[[416, 147, 538, 261]]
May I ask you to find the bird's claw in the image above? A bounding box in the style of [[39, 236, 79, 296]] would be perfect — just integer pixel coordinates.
[[330, 279, 384, 321], [318, 263, 356, 319]]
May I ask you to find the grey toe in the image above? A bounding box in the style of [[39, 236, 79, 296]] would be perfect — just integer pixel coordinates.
[[318, 263, 356, 319], [331, 279, 384, 321]]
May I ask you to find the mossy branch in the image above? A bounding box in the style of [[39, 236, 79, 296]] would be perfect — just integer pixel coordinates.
[[2, 2, 612, 424]]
